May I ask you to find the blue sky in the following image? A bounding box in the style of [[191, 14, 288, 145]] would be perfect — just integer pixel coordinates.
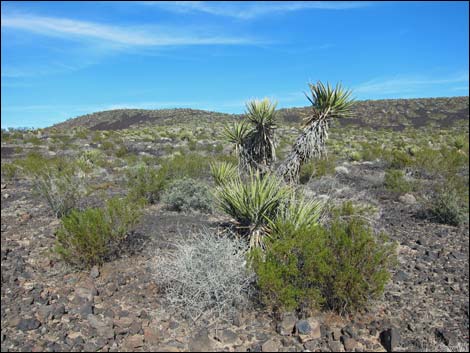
[[1, 1, 469, 128]]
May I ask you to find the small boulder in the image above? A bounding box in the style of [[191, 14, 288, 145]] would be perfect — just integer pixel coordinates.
[[399, 193, 417, 205], [262, 338, 281, 352], [379, 327, 400, 352], [277, 312, 297, 336], [296, 318, 321, 342]]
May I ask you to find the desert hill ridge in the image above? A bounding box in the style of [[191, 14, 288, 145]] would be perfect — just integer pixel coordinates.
[[49, 96, 469, 131]]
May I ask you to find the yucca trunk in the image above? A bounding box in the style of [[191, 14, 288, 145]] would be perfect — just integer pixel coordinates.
[[279, 114, 329, 183]]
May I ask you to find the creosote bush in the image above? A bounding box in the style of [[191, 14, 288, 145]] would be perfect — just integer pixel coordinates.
[[153, 230, 254, 324], [55, 197, 143, 267], [426, 187, 466, 226], [161, 178, 213, 213], [384, 169, 414, 194], [250, 205, 397, 313], [19, 153, 85, 218], [127, 163, 168, 204]]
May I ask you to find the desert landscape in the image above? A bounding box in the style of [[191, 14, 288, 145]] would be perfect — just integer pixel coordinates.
[[1, 94, 468, 352]]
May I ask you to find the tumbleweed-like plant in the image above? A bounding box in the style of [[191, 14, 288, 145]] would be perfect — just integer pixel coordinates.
[[279, 82, 354, 183]]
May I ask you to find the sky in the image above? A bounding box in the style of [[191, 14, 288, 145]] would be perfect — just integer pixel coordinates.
[[1, 1, 469, 128]]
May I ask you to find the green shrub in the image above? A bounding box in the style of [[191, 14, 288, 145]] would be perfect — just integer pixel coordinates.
[[1, 162, 20, 180], [55, 197, 143, 267], [384, 169, 413, 193], [160, 152, 210, 180], [387, 149, 413, 169], [299, 157, 336, 184], [360, 142, 384, 161], [161, 178, 213, 213], [349, 151, 363, 161], [427, 187, 466, 226], [251, 212, 397, 313], [20, 154, 85, 217], [127, 164, 168, 204]]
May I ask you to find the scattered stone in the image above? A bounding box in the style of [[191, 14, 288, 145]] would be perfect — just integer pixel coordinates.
[[332, 327, 342, 341], [297, 318, 321, 342], [277, 312, 297, 336], [329, 340, 344, 352], [379, 327, 400, 352], [90, 266, 100, 279], [399, 193, 417, 205], [335, 166, 350, 175], [143, 327, 163, 345], [75, 283, 98, 302], [341, 336, 358, 351], [123, 334, 144, 350], [17, 318, 41, 331], [87, 314, 114, 339], [435, 328, 457, 346], [216, 329, 240, 345], [189, 329, 215, 352], [262, 338, 281, 352]]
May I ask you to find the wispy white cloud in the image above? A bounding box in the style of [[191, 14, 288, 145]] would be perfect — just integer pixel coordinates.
[[145, 1, 372, 20], [354, 72, 469, 95], [1, 13, 260, 46]]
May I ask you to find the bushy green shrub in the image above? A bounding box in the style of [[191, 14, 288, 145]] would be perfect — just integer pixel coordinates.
[[384, 169, 413, 193], [55, 197, 143, 267], [159, 152, 210, 180], [251, 211, 397, 313], [360, 142, 384, 161], [127, 164, 168, 204], [299, 156, 336, 184], [161, 178, 213, 213], [1, 162, 20, 181], [19, 153, 85, 218], [386, 149, 413, 169], [426, 187, 466, 226], [349, 150, 363, 162]]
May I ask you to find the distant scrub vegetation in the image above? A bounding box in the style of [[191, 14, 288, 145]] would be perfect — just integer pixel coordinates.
[[1, 85, 467, 325]]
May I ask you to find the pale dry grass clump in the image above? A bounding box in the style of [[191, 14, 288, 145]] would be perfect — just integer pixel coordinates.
[[153, 230, 254, 324]]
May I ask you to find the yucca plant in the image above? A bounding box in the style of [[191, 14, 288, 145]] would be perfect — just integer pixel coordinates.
[[279, 82, 354, 183], [214, 170, 291, 249], [241, 99, 278, 173], [268, 194, 324, 236], [223, 121, 250, 157], [210, 161, 238, 186]]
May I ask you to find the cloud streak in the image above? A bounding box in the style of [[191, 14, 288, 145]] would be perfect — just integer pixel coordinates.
[[1, 13, 260, 47], [146, 1, 372, 20], [354, 72, 469, 95]]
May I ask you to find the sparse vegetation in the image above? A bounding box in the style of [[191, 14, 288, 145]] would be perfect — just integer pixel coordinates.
[[161, 178, 213, 213], [55, 197, 143, 267], [153, 230, 254, 323], [250, 206, 397, 313]]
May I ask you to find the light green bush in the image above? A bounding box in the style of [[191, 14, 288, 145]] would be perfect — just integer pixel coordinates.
[[161, 178, 213, 213], [127, 164, 168, 204], [384, 169, 413, 194], [55, 197, 143, 267]]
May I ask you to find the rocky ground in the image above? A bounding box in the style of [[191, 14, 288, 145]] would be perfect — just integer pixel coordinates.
[[1, 159, 468, 352]]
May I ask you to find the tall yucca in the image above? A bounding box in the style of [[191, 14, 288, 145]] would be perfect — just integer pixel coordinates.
[[241, 98, 278, 173], [279, 82, 354, 183], [223, 121, 250, 158], [214, 170, 290, 249]]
